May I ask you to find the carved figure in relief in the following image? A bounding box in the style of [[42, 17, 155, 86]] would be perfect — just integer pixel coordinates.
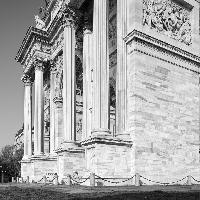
[[55, 56, 63, 98], [35, 15, 46, 30], [143, 0, 192, 45]]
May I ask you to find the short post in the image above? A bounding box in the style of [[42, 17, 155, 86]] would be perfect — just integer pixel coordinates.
[[43, 175, 47, 184], [27, 176, 30, 184], [135, 173, 140, 186], [187, 175, 192, 186], [12, 177, 15, 183], [16, 177, 19, 183], [54, 174, 58, 185], [1, 171, 4, 183], [90, 173, 95, 186], [65, 174, 71, 186], [21, 177, 24, 183]]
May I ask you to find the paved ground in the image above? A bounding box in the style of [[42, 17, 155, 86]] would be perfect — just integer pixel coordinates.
[[0, 183, 200, 199]]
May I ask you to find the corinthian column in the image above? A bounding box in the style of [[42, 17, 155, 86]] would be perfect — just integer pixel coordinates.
[[92, 0, 110, 135], [82, 18, 93, 140], [34, 60, 44, 156], [22, 74, 33, 159], [61, 6, 77, 144]]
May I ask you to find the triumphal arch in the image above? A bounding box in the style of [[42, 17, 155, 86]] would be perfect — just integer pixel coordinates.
[[16, 0, 200, 185]]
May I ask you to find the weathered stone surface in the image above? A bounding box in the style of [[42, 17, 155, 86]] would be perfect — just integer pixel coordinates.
[[127, 40, 200, 183]]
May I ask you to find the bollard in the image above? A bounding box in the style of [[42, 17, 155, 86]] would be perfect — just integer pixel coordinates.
[[135, 173, 140, 186], [90, 173, 95, 186], [12, 177, 15, 183], [16, 177, 19, 183], [27, 176, 30, 184], [187, 175, 192, 186], [21, 177, 24, 183], [65, 174, 71, 186], [43, 175, 47, 184], [54, 174, 58, 185]]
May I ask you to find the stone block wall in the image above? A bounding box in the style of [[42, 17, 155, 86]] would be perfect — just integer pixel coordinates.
[[57, 150, 86, 182], [85, 141, 133, 180], [127, 42, 200, 183]]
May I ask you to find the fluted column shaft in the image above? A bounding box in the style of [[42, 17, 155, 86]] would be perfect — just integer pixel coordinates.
[[92, 0, 110, 132], [63, 21, 76, 142], [34, 62, 44, 155], [82, 28, 93, 140], [116, 0, 128, 137], [22, 75, 32, 159]]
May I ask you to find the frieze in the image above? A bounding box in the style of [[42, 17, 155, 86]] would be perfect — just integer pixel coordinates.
[[124, 30, 200, 65], [51, 32, 64, 53], [127, 34, 200, 74], [143, 0, 192, 45], [51, 0, 63, 22]]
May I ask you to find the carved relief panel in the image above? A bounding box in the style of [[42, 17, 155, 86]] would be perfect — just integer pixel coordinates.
[[109, 0, 117, 135], [143, 0, 192, 45], [44, 72, 50, 138], [54, 54, 63, 98]]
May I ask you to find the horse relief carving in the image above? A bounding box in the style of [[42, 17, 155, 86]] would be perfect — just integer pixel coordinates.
[[143, 0, 192, 45]]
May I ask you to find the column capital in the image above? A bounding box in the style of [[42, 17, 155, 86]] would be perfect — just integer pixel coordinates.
[[49, 60, 57, 73], [21, 74, 33, 86], [59, 3, 82, 29], [34, 59, 45, 72], [83, 13, 93, 33]]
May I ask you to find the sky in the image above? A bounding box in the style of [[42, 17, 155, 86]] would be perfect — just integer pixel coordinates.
[[0, 0, 46, 149]]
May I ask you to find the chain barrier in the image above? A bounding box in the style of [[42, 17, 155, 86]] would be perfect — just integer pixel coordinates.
[[46, 176, 56, 183], [34, 174, 200, 186], [71, 176, 90, 185], [37, 177, 44, 183], [140, 175, 188, 185], [95, 175, 136, 184], [191, 176, 200, 183]]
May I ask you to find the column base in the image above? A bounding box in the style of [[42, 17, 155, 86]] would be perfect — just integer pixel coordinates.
[[91, 128, 111, 137], [31, 153, 45, 159], [57, 141, 81, 152], [21, 155, 32, 162]]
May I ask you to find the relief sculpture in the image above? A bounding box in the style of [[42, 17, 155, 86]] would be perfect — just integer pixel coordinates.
[[143, 0, 192, 45], [55, 55, 63, 98]]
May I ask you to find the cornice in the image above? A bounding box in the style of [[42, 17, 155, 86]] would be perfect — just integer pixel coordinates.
[[124, 30, 200, 66], [16, 26, 49, 64], [81, 136, 133, 147], [16, 0, 84, 70]]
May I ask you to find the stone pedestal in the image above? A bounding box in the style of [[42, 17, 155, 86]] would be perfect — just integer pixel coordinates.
[[56, 145, 86, 183], [82, 134, 133, 186], [54, 97, 64, 150], [21, 156, 57, 182]]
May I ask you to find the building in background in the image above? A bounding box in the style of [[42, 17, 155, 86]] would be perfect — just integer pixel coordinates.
[[15, 0, 200, 185]]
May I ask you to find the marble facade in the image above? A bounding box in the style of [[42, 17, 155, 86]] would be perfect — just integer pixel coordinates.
[[16, 0, 200, 185]]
